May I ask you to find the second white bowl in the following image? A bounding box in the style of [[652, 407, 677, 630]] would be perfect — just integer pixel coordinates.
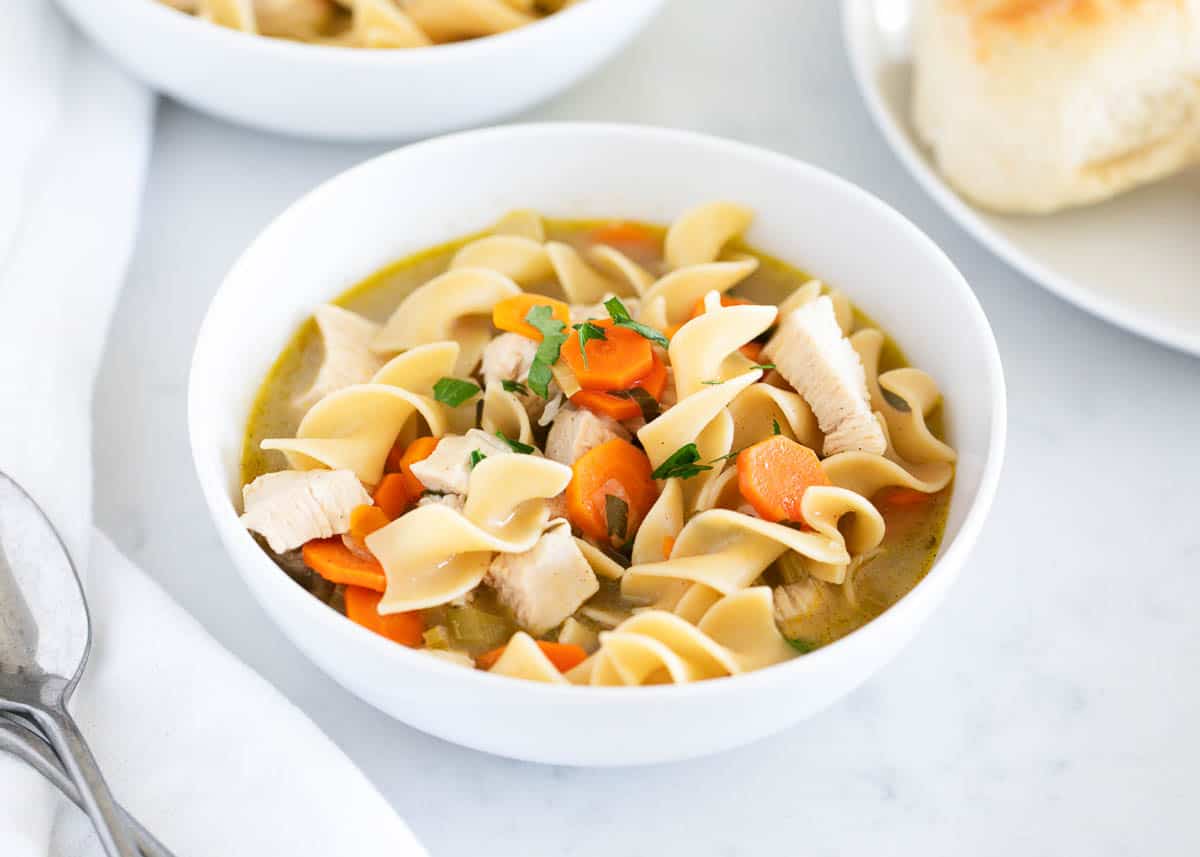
[[189, 123, 1006, 765], [55, 0, 665, 140]]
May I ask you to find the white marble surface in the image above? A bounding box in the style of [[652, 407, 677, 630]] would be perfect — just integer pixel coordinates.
[[92, 1, 1200, 854]]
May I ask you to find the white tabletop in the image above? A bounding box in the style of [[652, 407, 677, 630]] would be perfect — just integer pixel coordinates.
[[93, 1, 1200, 854]]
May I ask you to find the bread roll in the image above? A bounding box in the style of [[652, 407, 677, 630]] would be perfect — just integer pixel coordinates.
[[912, 0, 1200, 213]]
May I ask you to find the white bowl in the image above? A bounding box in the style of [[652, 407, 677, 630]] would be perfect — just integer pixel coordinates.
[[189, 123, 1006, 766], [54, 0, 664, 141]]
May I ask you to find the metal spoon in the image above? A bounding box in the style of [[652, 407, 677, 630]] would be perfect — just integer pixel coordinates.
[[0, 713, 171, 857], [0, 471, 139, 856]]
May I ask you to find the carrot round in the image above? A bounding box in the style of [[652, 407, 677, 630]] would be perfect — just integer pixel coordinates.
[[561, 319, 653, 392], [570, 352, 668, 421], [736, 435, 831, 525], [348, 504, 391, 544], [302, 537, 387, 592], [493, 293, 571, 341], [740, 341, 764, 362], [587, 221, 661, 262], [374, 435, 439, 517], [566, 438, 658, 544], [476, 640, 588, 672], [877, 487, 930, 507], [344, 585, 423, 647]]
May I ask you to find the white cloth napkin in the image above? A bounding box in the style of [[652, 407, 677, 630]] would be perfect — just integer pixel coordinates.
[[0, 4, 426, 856]]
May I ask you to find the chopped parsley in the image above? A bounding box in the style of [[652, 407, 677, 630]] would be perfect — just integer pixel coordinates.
[[772, 419, 782, 436], [468, 449, 487, 468], [651, 443, 714, 480], [571, 320, 608, 369], [495, 431, 534, 454], [432, 377, 481, 407], [501, 379, 529, 396], [603, 296, 669, 348], [786, 637, 817, 654], [608, 386, 661, 421], [605, 494, 629, 542], [524, 305, 568, 399], [750, 363, 776, 371]]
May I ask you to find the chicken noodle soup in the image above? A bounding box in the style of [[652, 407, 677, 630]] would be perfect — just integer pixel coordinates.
[[239, 203, 955, 685], [159, 0, 580, 48]]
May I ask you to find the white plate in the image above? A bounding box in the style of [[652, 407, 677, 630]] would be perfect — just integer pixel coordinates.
[[842, 0, 1200, 357]]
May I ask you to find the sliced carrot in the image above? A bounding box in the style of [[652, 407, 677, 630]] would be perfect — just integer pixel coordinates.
[[375, 435, 439, 517], [476, 640, 588, 672], [662, 535, 676, 559], [561, 319, 653, 392], [736, 435, 831, 525], [302, 537, 387, 592], [570, 352, 668, 421], [493, 293, 571, 341], [740, 341, 764, 362], [587, 221, 660, 258], [566, 438, 658, 545], [570, 390, 641, 421], [344, 585, 423, 648], [384, 440, 406, 474], [373, 474, 411, 519], [877, 487, 930, 507], [349, 504, 391, 543]]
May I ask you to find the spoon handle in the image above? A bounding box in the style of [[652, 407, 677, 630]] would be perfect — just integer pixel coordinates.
[[0, 715, 173, 857], [32, 706, 142, 857]]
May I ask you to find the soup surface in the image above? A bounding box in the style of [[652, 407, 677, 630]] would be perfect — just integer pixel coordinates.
[[160, 0, 575, 49], [239, 203, 954, 685]]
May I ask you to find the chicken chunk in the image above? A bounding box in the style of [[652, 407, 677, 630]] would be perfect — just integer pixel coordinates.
[[481, 332, 537, 388], [764, 296, 886, 456], [417, 492, 466, 512], [480, 332, 552, 420], [545, 405, 630, 466], [409, 429, 511, 495], [485, 524, 599, 635], [240, 469, 371, 554]]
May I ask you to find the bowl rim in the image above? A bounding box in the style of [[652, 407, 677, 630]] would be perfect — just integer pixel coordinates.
[[189, 121, 1007, 702], [128, 0, 632, 64]]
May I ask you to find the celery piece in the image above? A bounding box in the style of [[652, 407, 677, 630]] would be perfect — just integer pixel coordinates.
[[423, 625, 451, 650], [448, 605, 512, 649]]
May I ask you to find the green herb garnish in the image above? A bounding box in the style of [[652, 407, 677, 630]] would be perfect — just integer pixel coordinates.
[[786, 637, 817, 654], [604, 296, 669, 348], [772, 419, 782, 436], [468, 450, 486, 468], [651, 443, 714, 480], [495, 431, 535, 454], [501, 379, 529, 396], [525, 305, 569, 399], [608, 387, 660, 421], [571, 320, 608, 369], [750, 363, 776, 371], [433, 377, 481, 407], [605, 494, 629, 542]]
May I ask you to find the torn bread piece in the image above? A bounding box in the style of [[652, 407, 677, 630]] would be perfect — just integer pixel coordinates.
[[912, 0, 1200, 213], [764, 296, 885, 457]]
